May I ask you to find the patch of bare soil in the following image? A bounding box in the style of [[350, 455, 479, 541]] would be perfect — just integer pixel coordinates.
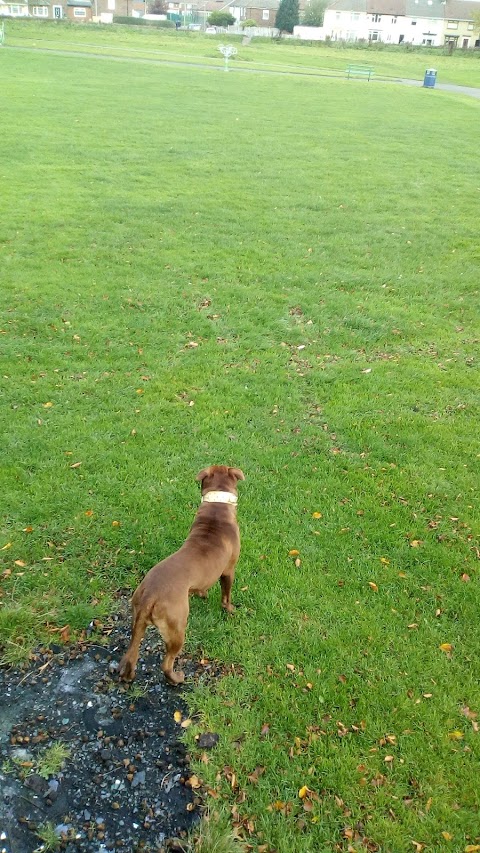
[[0, 599, 218, 853]]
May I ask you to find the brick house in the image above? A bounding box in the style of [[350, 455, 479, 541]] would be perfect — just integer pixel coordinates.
[[228, 0, 279, 27]]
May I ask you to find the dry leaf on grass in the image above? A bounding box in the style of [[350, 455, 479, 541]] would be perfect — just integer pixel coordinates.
[[461, 706, 477, 720]]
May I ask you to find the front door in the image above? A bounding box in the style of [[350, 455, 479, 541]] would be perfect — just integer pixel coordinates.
[[53, 4, 62, 17]]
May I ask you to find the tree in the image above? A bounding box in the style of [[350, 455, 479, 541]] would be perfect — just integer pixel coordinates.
[[148, 0, 166, 12], [207, 10, 235, 26], [275, 0, 299, 33], [302, 0, 327, 26]]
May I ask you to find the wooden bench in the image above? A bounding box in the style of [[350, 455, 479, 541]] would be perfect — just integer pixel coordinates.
[[346, 64, 374, 81]]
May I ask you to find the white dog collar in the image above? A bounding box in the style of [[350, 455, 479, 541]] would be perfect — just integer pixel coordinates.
[[201, 490, 238, 505]]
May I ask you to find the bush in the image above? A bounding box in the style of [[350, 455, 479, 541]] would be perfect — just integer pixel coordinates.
[[241, 19, 257, 28], [207, 10, 235, 26], [113, 15, 174, 26]]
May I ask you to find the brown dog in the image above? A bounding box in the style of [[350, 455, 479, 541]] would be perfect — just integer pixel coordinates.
[[119, 465, 244, 685]]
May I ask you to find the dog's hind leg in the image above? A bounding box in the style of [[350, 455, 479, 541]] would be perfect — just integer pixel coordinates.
[[119, 603, 148, 682], [220, 566, 236, 613], [152, 602, 188, 686]]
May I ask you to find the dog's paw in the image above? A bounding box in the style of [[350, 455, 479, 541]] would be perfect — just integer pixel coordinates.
[[118, 657, 135, 682], [164, 669, 185, 686]]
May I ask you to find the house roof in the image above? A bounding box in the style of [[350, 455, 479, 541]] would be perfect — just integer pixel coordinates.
[[444, 0, 480, 19], [367, 0, 405, 15], [228, 0, 279, 7], [404, 0, 446, 19], [327, 0, 480, 17], [327, 0, 366, 11]]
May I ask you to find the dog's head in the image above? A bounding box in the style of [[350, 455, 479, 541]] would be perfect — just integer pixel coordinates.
[[196, 465, 245, 496]]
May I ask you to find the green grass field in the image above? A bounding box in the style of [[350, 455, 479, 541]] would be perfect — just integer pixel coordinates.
[[5, 18, 480, 86], [1, 32, 480, 852]]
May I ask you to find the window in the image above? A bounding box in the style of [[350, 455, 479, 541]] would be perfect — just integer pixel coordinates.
[[262, 8, 269, 19], [411, 20, 417, 25], [336, 11, 341, 20], [32, 4, 48, 12], [467, 23, 474, 30], [369, 29, 379, 40], [447, 20, 458, 29], [107, 0, 115, 9], [350, 11, 359, 20], [391, 15, 396, 22], [372, 13, 381, 22], [74, 7, 86, 15]]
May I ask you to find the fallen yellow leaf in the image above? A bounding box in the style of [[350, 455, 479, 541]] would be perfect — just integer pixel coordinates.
[[14, 560, 26, 568], [410, 539, 422, 548], [295, 558, 301, 568], [465, 846, 480, 853], [368, 581, 379, 592], [298, 786, 309, 799], [441, 832, 453, 842], [112, 521, 121, 527], [188, 774, 201, 789], [173, 710, 182, 723], [288, 549, 300, 557], [1, 543, 12, 551], [380, 557, 390, 565], [70, 462, 82, 469], [85, 510, 93, 517], [440, 643, 453, 653], [181, 718, 192, 728], [23, 526, 33, 533], [448, 730, 464, 740], [43, 401, 53, 408], [312, 512, 322, 519]]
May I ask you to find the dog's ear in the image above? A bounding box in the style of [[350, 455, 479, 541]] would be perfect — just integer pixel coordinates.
[[196, 467, 211, 483], [229, 467, 245, 481]]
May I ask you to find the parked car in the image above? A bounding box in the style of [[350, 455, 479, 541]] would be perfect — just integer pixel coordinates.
[[205, 26, 217, 33]]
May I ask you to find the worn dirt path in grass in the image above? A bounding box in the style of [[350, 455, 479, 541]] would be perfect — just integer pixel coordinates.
[[6, 45, 480, 98], [0, 598, 221, 853]]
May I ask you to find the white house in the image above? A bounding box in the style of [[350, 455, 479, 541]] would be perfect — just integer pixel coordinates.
[[295, 0, 480, 46]]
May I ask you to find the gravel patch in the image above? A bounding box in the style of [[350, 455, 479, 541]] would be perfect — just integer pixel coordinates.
[[0, 599, 219, 853]]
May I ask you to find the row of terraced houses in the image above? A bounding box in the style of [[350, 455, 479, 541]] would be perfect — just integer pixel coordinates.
[[1, 0, 479, 48]]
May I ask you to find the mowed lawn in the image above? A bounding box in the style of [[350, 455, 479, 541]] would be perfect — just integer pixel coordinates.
[[1, 44, 480, 852], [6, 18, 480, 87]]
